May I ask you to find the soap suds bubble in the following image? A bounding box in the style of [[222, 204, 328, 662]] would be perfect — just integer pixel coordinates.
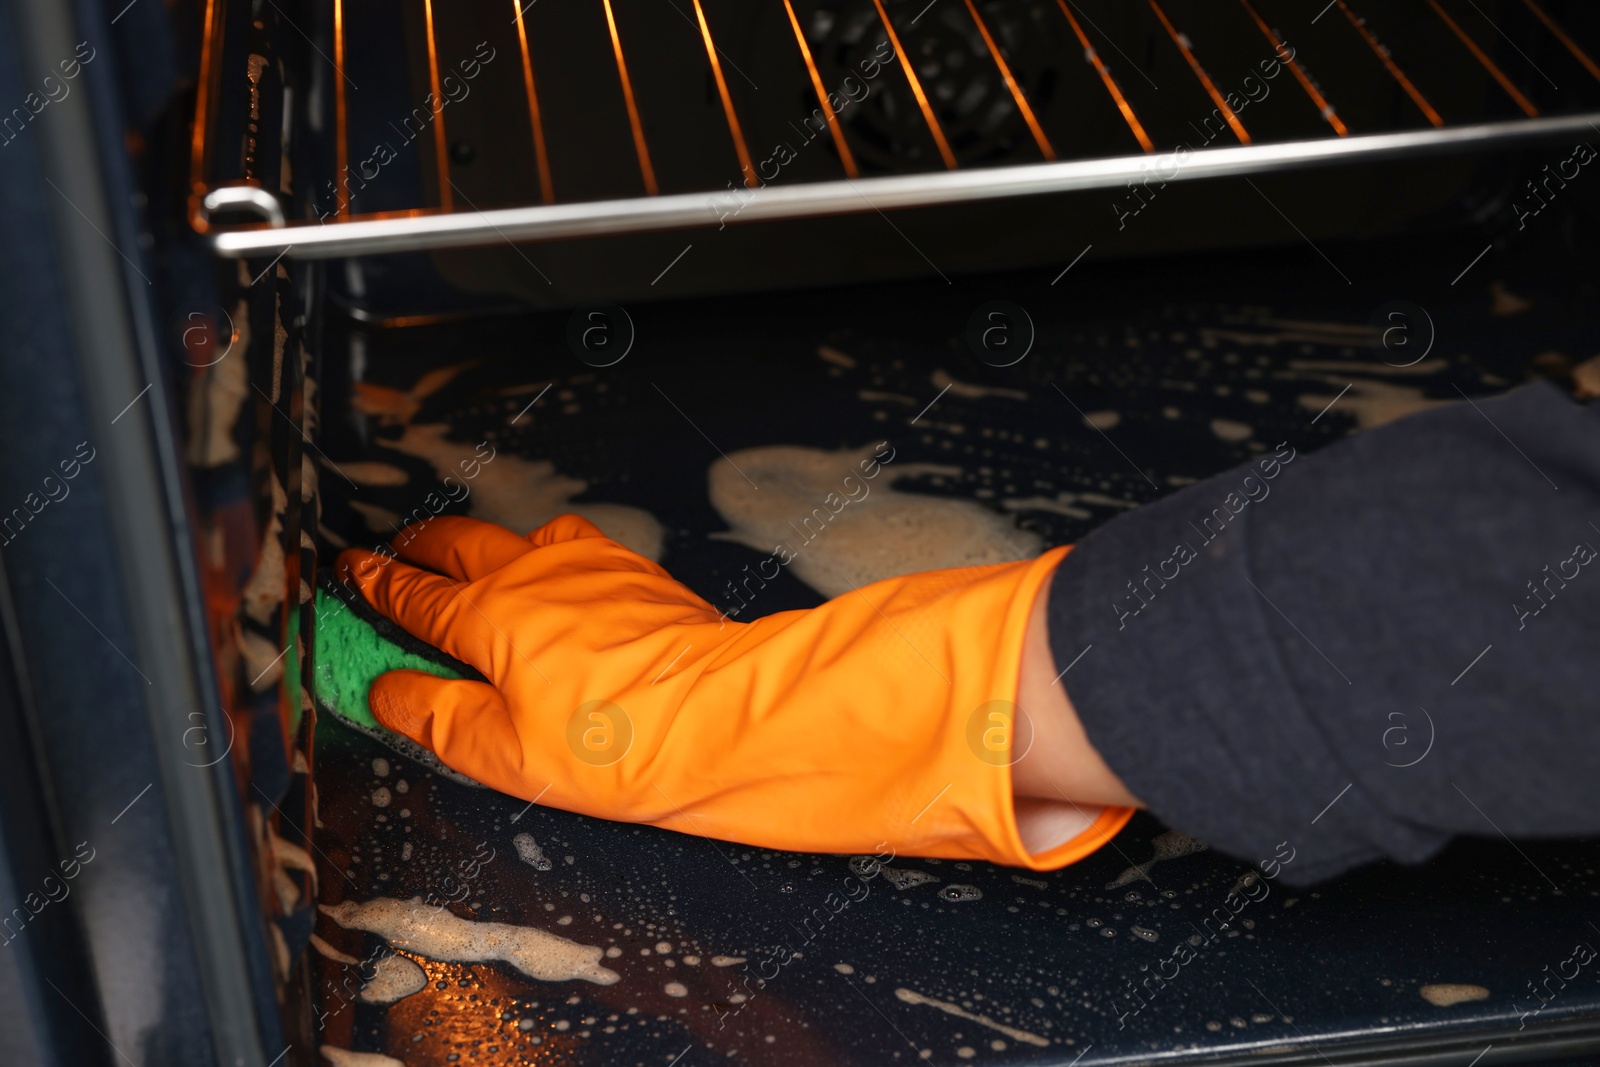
[[359, 954, 427, 1004], [895, 987, 1047, 1047], [1210, 418, 1253, 443], [1108, 830, 1207, 888], [371, 787, 391, 808], [709, 444, 1041, 599], [513, 833, 553, 871], [849, 856, 884, 878], [834, 963, 855, 974], [663, 981, 688, 997], [382, 421, 664, 559], [1132, 926, 1158, 942], [940, 885, 982, 903], [372, 758, 390, 777], [932, 369, 1027, 400], [310, 934, 360, 965], [880, 866, 940, 890], [1419, 983, 1490, 1007], [320, 897, 619, 985]]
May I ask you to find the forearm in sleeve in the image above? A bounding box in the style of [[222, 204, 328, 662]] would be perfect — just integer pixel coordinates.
[[1047, 380, 1600, 884]]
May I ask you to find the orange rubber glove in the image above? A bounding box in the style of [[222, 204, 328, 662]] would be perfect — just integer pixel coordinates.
[[335, 514, 1133, 869]]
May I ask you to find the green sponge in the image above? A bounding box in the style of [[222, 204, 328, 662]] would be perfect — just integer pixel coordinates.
[[312, 572, 487, 787]]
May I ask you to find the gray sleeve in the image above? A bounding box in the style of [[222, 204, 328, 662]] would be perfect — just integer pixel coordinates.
[[1046, 380, 1600, 884]]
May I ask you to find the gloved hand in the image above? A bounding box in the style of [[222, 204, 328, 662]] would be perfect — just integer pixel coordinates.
[[336, 514, 1132, 869]]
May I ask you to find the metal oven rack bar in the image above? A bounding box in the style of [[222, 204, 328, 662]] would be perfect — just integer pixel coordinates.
[[190, 0, 1600, 259], [205, 114, 1600, 258]]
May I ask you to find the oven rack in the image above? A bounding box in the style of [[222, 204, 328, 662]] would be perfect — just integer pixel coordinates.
[[189, 0, 1600, 260]]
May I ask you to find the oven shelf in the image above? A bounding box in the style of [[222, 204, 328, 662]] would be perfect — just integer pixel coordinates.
[[190, 0, 1600, 259], [205, 113, 1600, 257]]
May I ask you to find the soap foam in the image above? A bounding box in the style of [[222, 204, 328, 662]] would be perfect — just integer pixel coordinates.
[[380, 422, 664, 561], [1419, 983, 1489, 1007], [513, 833, 553, 871], [939, 885, 982, 902], [320, 1048, 406, 1067], [1003, 490, 1138, 522], [1001, 496, 1092, 520], [320, 897, 619, 985], [709, 444, 1041, 599], [894, 987, 1048, 1047], [310, 933, 359, 965], [878, 866, 940, 891], [1209, 418, 1253, 443], [1286, 358, 1449, 431], [360, 954, 427, 1004], [1296, 377, 1447, 430], [931, 370, 1028, 401], [1107, 830, 1208, 888], [341, 462, 409, 487]]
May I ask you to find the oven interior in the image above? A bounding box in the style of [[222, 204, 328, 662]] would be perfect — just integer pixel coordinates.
[[4, 0, 1600, 1065]]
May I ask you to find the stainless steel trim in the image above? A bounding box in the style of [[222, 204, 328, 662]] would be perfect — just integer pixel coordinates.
[[211, 113, 1600, 258]]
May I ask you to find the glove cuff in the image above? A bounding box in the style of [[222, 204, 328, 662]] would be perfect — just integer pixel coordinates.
[[1006, 804, 1139, 870], [973, 543, 1135, 870]]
